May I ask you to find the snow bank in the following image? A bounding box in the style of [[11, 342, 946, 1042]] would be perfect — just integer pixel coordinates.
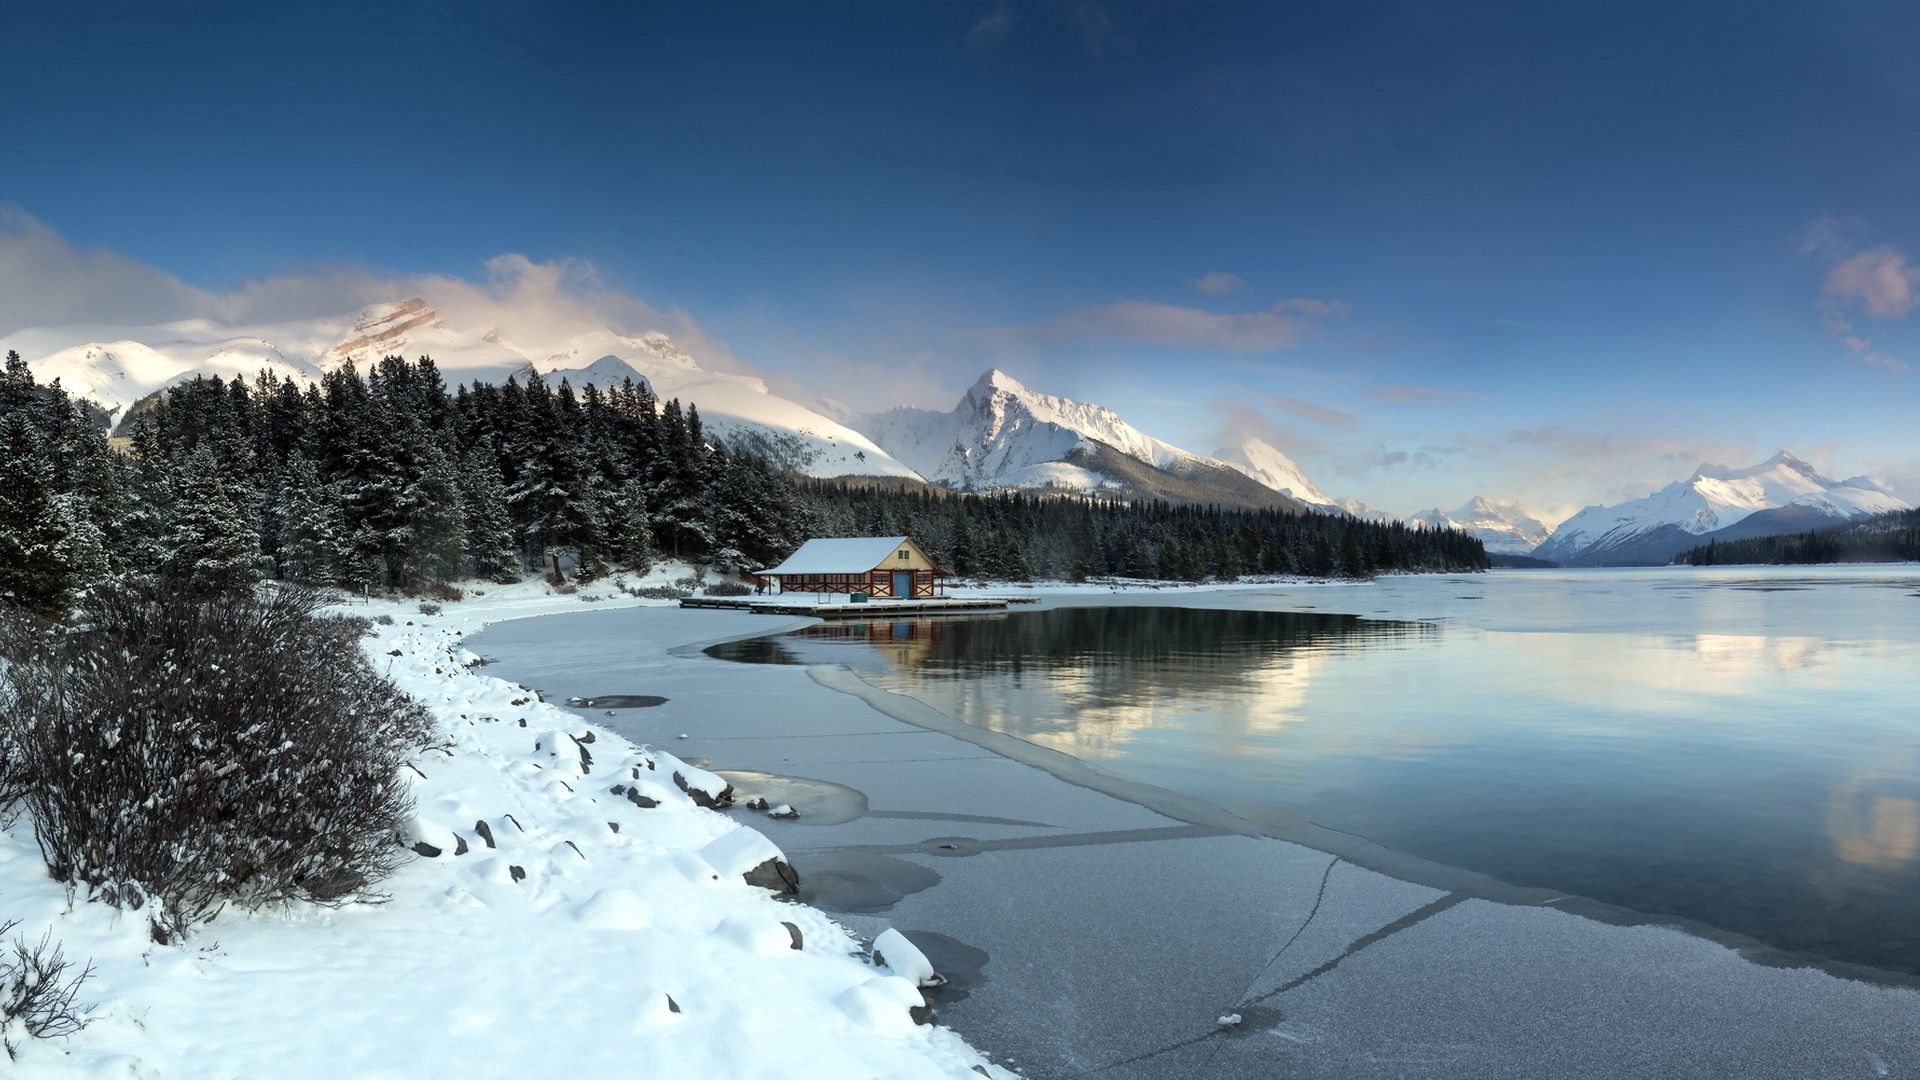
[[0, 573, 1012, 1078]]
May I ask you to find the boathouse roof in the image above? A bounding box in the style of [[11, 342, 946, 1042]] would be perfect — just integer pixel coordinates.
[[758, 536, 915, 576]]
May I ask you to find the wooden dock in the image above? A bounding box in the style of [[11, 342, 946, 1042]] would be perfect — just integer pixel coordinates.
[[679, 596, 1036, 618]]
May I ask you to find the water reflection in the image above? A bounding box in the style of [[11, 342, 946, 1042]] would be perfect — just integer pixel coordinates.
[[716, 608, 1434, 759], [712, 598, 1920, 975]]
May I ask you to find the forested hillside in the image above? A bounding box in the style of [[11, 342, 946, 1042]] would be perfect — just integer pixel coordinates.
[[0, 351, 1484, 614], [1676, 508, 1920, 566]]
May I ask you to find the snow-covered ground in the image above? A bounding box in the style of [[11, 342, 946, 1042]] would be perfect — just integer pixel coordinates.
[[0, 568, 1010, 1078]]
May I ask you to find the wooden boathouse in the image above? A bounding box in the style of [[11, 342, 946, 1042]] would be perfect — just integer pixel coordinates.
[[752, 536, 948, 598]]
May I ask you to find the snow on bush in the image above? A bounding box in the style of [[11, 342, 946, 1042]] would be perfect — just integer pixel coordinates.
[[0, 920, 93, 1060], [0, 585, 431, 942]]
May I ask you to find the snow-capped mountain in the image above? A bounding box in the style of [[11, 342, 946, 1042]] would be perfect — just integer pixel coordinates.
[[1533, 451, 1909, 566], [1409, 497, 1554, 556], [1213, 437, 1335, 509], [1, 300, 919, 481], [854, 370, 1311, 510]]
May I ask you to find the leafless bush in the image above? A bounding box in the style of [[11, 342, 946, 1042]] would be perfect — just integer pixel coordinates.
[[417, 601, 443, 616], [422, 583, 464, 603], [703, 581, 753, 597], [626, 584, 690, 600], [0, 920, 94, 1059], [0, 586, 429, 942], [371, 612, 395, 626]]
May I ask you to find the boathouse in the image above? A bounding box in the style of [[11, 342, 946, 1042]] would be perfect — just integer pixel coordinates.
[[753, 536, 947, 598]]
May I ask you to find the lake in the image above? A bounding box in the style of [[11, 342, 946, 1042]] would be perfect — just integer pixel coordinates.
[[711, 566, 1920, 977]]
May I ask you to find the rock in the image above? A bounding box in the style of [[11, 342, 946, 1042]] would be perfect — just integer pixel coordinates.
[[453, 834, 469, 856], [782, 921, 804, 950], [1217, 1013, 1243, 1027], [910, 993, 935, 1026], [744, 796, 770, 811], [563, 839, 585, 860], [742, 857, 800, 894], [874, 928, 945, 987], [673, 770, 735, 810], [577, 730, 595, 744], [504, 813, 524, 832], [607, 820, 620, 833], [767, 803, 798, 820], [666, 994, 682, 1015], [626, 788, 659, 809], [412, 841, 442, 858], [509, 864, 526, 883], [474, 819, 496, 848]]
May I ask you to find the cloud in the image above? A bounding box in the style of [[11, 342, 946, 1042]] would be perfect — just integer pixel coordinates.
[[1207, 399, 1328, 457], [1236, 386, 1353, 428], [1369, 384, 1475, 405], [1822, 247, 1920, 319], [1188, 271, 1249, 295], [0, 207, 747, 374], [966, 2, 1012, 48], [982, 297, 1345, 354], [1804, 220, 1914, 374]]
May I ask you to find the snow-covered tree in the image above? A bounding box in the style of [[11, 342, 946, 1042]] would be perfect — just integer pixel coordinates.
[[0, 416, 73, 616]]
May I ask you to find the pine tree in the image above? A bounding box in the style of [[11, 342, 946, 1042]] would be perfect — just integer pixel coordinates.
[[464, 450, 520, 582], [166, 443, 263, 594], [609, 477, 657, 574], [0, 416, 74, 615], [278, 452, 346, 586], [407, 441, 469, 587]]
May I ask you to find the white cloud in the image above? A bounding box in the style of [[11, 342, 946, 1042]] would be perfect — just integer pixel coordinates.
[[1188, 271, 1249, 295], [1822, 246, 1920, 319], [966, 2, 1012, 48], [981, 296, 1345, 353], [0, 207, 747, 374], [1804, 221, 1915, 374]]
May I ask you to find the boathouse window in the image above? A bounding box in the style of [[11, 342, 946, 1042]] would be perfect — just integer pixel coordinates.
[[899, 550, 910, 560]]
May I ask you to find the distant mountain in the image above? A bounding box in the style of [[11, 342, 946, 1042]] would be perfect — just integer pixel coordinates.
[[1410, 496, 1554, 556], [855, 369, 1310, 511], [1533, 451, 1909, 566], [1213, 437, 1335, 509], [1, 299, 920, 481]]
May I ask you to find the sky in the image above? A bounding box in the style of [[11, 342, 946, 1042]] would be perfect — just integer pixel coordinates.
[[5, 1, 1920, 523]]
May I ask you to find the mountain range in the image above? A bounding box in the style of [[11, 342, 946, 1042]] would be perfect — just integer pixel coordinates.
[[1408, 498, 1555, 556], [3, 300, 1909, 557], [1532, 452, 1909, 565]]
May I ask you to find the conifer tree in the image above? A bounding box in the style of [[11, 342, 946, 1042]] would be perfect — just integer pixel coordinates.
[[464, 450, 520, 582], [166, 443, 263, 593], [0, 415, 74, 615]]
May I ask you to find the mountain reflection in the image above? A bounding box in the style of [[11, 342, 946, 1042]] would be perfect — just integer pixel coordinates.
[[711, 607, 1434, 758]]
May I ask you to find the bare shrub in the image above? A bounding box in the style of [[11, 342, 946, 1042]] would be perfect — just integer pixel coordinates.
[[703, 581, 753, 597], [627, 584, 690, 600], [422, 583, 463, 603], [417, 601, 444, 616], [0, 585, 429, 942], [371, 613, 395, 626], [0, 920, 93, 1060]]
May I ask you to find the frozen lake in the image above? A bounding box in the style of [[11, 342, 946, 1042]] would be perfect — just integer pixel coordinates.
[[712, 566, 1920, 977]]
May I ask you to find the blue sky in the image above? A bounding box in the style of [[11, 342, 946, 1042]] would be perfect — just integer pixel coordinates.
[[5, 1, 1919, 519]]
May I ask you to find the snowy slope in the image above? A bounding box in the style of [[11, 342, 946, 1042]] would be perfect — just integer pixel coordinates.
[[1213, 437, 1335, 508], [2, 328, 324, 426], [1, 579, 1010, 1079], [2, 300, 919, 480], [856, 370, 1310, 509], [1534, 452, 1909, 565], [1409, 497, 1554, 556]]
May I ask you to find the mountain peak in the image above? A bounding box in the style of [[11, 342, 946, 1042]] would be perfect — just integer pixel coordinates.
[[973, 368, 1029, 395]]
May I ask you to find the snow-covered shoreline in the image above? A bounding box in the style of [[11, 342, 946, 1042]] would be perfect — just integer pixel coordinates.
[[1, 572, 1012, 1078]]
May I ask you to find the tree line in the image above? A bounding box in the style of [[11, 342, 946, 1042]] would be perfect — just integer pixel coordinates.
[[0, 350, 1485, 616], [1677, 508, 1920, 566]]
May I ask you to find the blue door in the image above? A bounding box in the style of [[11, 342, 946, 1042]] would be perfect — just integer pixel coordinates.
[[892, 571, 914, 598]]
